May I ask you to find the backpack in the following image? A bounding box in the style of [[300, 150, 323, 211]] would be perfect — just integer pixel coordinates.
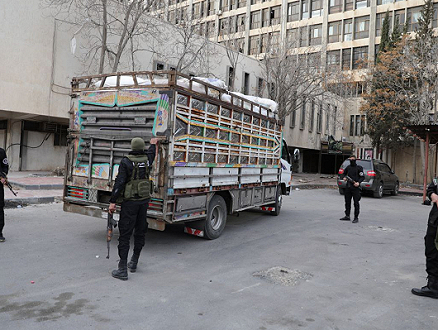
[[122, 154, 152, 201]]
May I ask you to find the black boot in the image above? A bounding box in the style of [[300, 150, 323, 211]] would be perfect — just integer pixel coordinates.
[[339, 215, 350, 221], [112, 260, 128, 281], [412, 276, 438, 299], [128, 254, 139, 273]]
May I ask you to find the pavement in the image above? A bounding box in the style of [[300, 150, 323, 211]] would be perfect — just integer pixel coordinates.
[[2, 170, 425, 208]]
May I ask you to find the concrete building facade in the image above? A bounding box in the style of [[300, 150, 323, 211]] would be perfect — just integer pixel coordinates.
[[0, 1, 270, 172]]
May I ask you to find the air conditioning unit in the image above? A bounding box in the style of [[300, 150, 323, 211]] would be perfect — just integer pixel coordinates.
[[42, 122, 58, 133]]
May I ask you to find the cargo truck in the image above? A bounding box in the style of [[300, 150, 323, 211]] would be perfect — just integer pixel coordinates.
[[63, 71, 294, 239]]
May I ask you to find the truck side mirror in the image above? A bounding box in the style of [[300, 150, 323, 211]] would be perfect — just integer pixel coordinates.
[[293, 149, 300, 162]]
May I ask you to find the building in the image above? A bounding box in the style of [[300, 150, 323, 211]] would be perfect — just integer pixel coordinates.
[[161, 0, 438, 178], [0, 1, 267, 172]]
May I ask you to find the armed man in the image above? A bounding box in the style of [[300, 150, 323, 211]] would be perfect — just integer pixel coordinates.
[[339, 155, 364, 223], [108, 137, 157, 280], [412, 179, 438, 299], [0, 147, 9, 242]]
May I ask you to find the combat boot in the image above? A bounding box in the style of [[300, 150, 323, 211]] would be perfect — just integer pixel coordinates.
[[128, 254, 139, 273], [112, 260, 128, 281], [411, 276, 438, 299], [339, 216, 350, 221]]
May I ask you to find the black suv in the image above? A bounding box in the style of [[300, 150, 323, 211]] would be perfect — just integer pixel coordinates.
[[337, 159, 399, 198]]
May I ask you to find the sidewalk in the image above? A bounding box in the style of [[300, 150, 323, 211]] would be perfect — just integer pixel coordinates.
[[4, 171, 63, 208], [291, 172, 424, 196]]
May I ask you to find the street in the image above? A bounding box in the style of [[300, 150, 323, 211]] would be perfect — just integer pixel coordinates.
[[0, 189, 437, 330]]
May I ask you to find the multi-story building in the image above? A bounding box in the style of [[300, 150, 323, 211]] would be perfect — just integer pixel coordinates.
[[162, 0, 438, 178]]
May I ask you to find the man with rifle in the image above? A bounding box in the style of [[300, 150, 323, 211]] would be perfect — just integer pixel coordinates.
[[108, 137, 157, 280], [0, 147, 9, 242], [340, 155, 364, 223]]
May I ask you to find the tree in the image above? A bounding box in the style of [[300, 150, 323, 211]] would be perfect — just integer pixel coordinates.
[[42, 0, 159, 73], [260, 29, 329, 122], [378, 11, 391, 56]]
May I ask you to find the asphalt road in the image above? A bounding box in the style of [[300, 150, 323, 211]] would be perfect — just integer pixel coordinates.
[[0, 189, 437, 330]]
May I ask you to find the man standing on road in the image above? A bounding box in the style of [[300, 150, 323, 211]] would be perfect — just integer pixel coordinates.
[[0, 148, 9, 242], [340, 155, 364, 223], [412, 179, 438, 299], [108, 137, 157, 280]]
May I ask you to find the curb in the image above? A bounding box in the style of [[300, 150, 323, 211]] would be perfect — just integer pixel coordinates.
[[292, 184, 423, 197], [8, 182, 64, 190], [5, 196, 62, 208]]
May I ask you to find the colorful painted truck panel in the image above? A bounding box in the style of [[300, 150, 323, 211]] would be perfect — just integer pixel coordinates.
[[63, 71, 292, 239]]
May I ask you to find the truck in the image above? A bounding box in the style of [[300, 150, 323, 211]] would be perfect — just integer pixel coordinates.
[[63, 71, 294, 239]]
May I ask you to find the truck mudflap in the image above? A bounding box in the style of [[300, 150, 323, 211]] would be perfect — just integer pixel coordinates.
[[184, 227, 204, 237]]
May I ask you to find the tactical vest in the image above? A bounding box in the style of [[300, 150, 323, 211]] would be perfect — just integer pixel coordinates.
[[123, 154, 152, 201]]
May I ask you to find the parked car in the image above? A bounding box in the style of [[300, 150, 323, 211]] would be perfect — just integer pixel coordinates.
[[337, 159, 399, 198]]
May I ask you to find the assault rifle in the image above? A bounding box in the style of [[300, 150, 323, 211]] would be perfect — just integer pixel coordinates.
[[106, 212, 118, 259], [345, 175, 361, 189], [0, 172, 18, 196]]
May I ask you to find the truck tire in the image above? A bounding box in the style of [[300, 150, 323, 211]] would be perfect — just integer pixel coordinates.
[[270, 185, 282, 216], [391, 181, 399, 196], [203, 195, 227, 240]]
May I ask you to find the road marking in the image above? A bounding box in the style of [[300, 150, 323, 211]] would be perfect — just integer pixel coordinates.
[[232, 283, 261, 294]]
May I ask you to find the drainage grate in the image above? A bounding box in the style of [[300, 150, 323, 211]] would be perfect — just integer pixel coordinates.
[[253, 267, 312, 286]]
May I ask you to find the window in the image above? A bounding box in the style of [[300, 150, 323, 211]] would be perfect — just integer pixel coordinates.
[[242, 72, 250, 94], [237, 14, 246, 32], [407, 7, 422, 32], [333, 106, 337, 134], [345, 0, 353, 11], [271, 6, 281, 26], [317, 103, 322, 133], [311, 0, 323, 18], [221, 0, 230, 12], [206, 20, 216, 38], [219, 18, 230, 36], [355, 115, 361, 136], [395, 9, 406, 32], [376, 12, 392, 37], [302, 0, 309, 19], [54, 125, 68, 146], [434, 3, 438, 28], [249, 35, 260, 55], [155, 61, 165, 70], [290, 108, 297, 128], [352, 46, 368, 69], [286, 28, 300, 47], [262, 8, 270, 27], [342, 48, 351, 70], [349, 115, 354, 136], [257, 77, 264, 97], [355, 0, 368, 9], [354, 16, 370, 40], [299, 26, 308, 47], [344, 19, 353, 41], [328, 21, 342, 43], [238, 0, 246, 8], [207, 0, 215, 15], [361, 115, 365, 135], [309, 24, 322, 46], [309, 100, 315, 132], [327, 50, 341, 69], [377, 0, 393, 4], [227, 67, 235, 90], [250, 11, 260, 29], [329, 0, 342, 14], [300, 101, 306, 129], [288, 1, 300, 22], [326, 105, 330, 133]]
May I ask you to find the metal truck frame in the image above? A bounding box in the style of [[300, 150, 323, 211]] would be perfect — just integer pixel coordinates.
[[63, 71, 292, 239]]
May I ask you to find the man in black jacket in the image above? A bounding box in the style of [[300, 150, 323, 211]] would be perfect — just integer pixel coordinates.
[[108, 137, 157, 280], [340, 155, 364, 223], [0, 148, 9, 242], [412, 179, 438, 299]]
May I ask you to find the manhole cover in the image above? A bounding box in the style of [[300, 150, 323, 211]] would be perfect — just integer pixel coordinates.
[[253, 267, 312, 286]]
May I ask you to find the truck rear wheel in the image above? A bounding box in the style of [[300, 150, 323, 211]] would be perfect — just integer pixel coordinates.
[[270, 185, 282, 216], [203, 195, 227, 239]]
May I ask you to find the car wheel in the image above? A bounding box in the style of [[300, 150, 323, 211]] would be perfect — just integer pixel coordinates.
[[339, 188, 345, 195], [391, 181, 399, 196], [373, 182, 384, 198]]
